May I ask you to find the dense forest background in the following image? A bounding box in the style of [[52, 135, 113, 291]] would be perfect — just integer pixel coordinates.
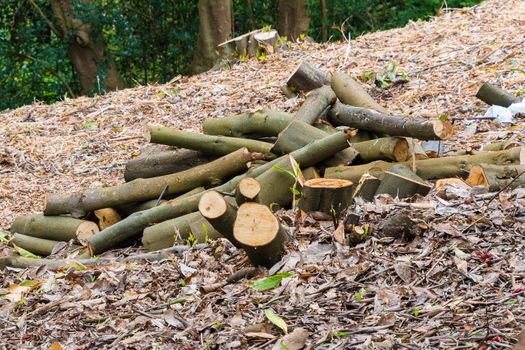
[[1, 0, 481, 111]]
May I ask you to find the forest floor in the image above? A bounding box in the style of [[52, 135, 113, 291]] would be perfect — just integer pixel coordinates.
[[2, 0, 525, 348]]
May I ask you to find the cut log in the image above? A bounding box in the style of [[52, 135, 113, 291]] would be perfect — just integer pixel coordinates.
[[299, 178, 353, 215], [331, 72, 388, 113], [12, 233, 80, 256], [124, 146, 215, 182], [466, 164, 525, 191], [203, 109, 294, 138], [142, 212, 221, 251], [235, 177, 261, 205], [10, 214, 99, 244], [302, 166, 320, 181], [286, 61, 330, 93], [476, 82, 518, 107], [198, 191, 242, 247], [256, 155, 302, 208], [295, 86, 337, 124], [482, 140, 523, 151], [272, 119, 358, 166], [352, 173, 381, 201], [116, 199, 168, 217], [329, 101, 454, 140], [233, 202, 288, 267], [85, 132, 354, 255], [253, 30, 281, 54], [375, 165, 433, 199], [325, 147, 524, 183], [406, 138, 429, 160], [353, 137, 409, 162], [147, 126, 275, 156], [45, 148, 255, 217], [217, 29, 262, 57], [94, 208, 121, 230]]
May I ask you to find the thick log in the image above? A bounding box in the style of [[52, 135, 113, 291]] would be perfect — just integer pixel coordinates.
[[298, 178, 353, 215], [272, 119, 358, 166], [85, 132, 353, 255], [146, 126, 275, 156], [233, 202, 288, 267], [12, 233, 80, 256], [466, 164, 525, 191], [235, 177, 261, 205], [329, 101, 454, 140], [353, 137, 409, 163], [116, 199, 168, 217], [295, 86, 337, 124], [302, 166, 320, 181], [482, 140, 523, 151], [406, 138, 429, 160], [198, 191, 242, 247], [256, 155, 302, 208], [375, 165, 433, 199], [11, 214, 99, 244], [45, 148, 255, 217], [124, 146, 215, 182], [352, 173, 381, 201], [142, 212, 220, 251], [286, 61, 330, 93], [94, 208, 121, 230], [325, 147, 524, 183], [476, 82, 518, 107], [203, 109, 293, 138], [331, 72, 388, 113]]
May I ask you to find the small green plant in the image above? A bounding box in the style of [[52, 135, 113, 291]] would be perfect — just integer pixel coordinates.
[[179, 278, 186, 287], [355, 287, 367, 302], [212, 319, 222, 330], [272, 158, 303, 209], [255, 50, 267, 62], [335, 330, 349, 337], [413, 306, 421, 317], [185, 232, 197, 247]]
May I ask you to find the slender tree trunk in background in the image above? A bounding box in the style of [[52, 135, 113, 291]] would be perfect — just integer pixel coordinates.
[[320, 0, 328, 41], [245, 0, 254, 31], [277, 0, 310, 41], [50, 0, 126, 95], [192, 0, 233, 74]]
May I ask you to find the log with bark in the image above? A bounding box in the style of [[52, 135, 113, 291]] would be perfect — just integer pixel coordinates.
[[325, 147, 524, 183], [286, 61, 330, 93], [233, 202, 288, 267], [94, 208, 121, 230], [329, 101, 454, 140], [124, 146, 216, 182], [302, 166, 320, 181], [142, 212, 221, 251], [331, 72, 388, 113], [235, 177, 261, 205], [298, 178, 353, 215], [203, 109, 293, 138], [295, 86, 337, 124], [198, 191, 242, 247], [12, 233, 80, 256], [218, 29, 281, 59], [256, 155, 302, 208], [375, 165, 433, 199], [466, 164, 525, 191], [45, 148, 256, 217], [482, 140, 523, 152], [10, 214, 99, 244], [476, 82, 519, 107], [352, 173, 381, 201], [116, 199, 169, 217], [85, 131, 354, 254], [272, 119, 358, 166], [353, 137, 409, 163], [146, 126, 275, 156]]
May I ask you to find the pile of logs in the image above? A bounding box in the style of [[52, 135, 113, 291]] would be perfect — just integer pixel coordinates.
[[5, 61, 524, 269]]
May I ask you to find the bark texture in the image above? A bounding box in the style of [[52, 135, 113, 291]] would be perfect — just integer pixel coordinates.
[[375, 165, 433, 199], [295, 86, 337, 124], [278, 0, 310, 41], [287, 61, 330, 92], [331, 72, 388, 113], [476, 82, 518, 107], [299, 178, 353, 215]]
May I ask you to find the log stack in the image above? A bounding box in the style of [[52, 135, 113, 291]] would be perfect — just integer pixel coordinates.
[[6, 60, 525, 270]]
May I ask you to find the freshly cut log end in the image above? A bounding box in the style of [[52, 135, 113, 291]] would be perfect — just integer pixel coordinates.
[[432, 120, 454, 141], [466, 164, 525, 191], [286, 61, 330, 93], [353, 137, 409, 163], [465, 165, 489, 188], [233, 202, 288, 267], [235, 177, 261, 205], [199, 191, 242, 247], [299, 178, 353, 216], [76, 221, 101, 244], [199, 191, 228, 220], [94, 208, 121, 230], [375, 164, 433, 199]]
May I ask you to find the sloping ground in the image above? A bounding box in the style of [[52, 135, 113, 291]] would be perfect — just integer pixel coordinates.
[[1, 0, 525, 348]]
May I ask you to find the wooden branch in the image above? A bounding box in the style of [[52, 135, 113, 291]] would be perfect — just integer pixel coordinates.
[[466, 163, 525, 191], [45, 148, 255, 217], [124, 146, 215, 182], [235, 177, 261, 205], [353, 137, 409, 162], [331, 72, 388, 113], [375, 164, 433, 199], [325, 147, 524, 183], [198, 191, 242, 247], [203, 109, 293, 138], [11, 214, 99, 244], [476, 82, 518, 107], [12, 233, 80, 256], [256, 155, 302, 208], [482, 140, 523, 151], [286, 61, 330, 93], [295, 86, 337, 124], [233, 203, 288, 267], [352, 173, 381, 201], [298, 178, 353, 215], [329, 101, 454, 140], [94, 208, 121, 230], [146, 126, 275, 156]]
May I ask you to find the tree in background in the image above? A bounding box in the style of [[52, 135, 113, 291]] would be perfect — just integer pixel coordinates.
[[192, 0, 233, 74], [277, 0, 310, 41]]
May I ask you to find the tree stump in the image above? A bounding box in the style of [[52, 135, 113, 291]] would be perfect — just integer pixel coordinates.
[[286, 61, 330, 93], [299, 178, 353, 216], [375, 164, 433, 199]]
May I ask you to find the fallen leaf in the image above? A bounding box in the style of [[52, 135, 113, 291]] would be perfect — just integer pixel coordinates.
[[265, 308, 288, 334]]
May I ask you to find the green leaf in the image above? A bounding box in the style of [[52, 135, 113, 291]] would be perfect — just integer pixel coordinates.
[[264, 308, 288, 333], [272, 165, 295, 179], [0, 231, 9, 242], [82, 121, 99, 129], [413, 307, 420, 317], [439, 114, 448, 121], [249, 272, 293, 291], [335, 330, 349, 337], [13, 244, 40, 259], [19, 280, 39, 287]]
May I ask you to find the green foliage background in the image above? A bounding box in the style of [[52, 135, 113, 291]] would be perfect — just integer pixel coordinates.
[[0, 0, 481, 111]]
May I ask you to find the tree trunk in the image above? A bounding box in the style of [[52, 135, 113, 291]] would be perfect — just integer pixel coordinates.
[[50, 0, 126, 95], [192, 0, 233, 73], [299, 178, 353, 215], [278, 0, 310, 41], [375, 165, 433, 199], [331, 72, 388, 113], [198, 191, 242, 247], [287, 61, 330, 93], [353, 137, 409, 163]]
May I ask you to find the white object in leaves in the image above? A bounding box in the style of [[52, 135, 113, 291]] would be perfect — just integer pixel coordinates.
[[508, 101, 525, 116], [484, 105, 515, 124]]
